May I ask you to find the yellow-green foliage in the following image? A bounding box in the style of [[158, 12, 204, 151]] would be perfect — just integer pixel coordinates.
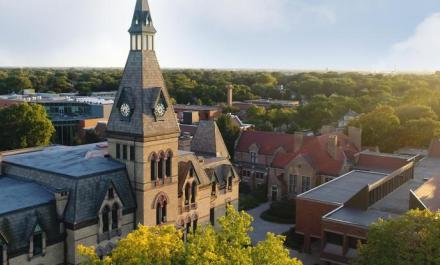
[[352, 210, 440, 265], [79, 206, 302, 265]]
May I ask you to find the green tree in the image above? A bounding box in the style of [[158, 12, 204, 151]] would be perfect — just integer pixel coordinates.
[[79, 206, 302, 265], [216, 114, 240, 158], [399, 118, 440, 148], [349, 106, 400, 152], [395, 105, 438, 124], [352, 210, 440, 265], [0, 103, 55, 151]]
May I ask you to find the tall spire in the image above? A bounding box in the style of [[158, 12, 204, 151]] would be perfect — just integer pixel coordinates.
[[107, 0, 179, 140], [129, 0, 156, 34]]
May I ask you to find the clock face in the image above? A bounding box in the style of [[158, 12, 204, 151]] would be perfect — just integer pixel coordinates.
[[154, 103, 166, 118], [120, 103, 131, 117]]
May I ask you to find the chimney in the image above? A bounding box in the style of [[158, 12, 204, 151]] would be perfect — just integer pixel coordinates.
[[348, 126, 362, 151], [320, 125, 334, 135], [327, 135, 338, 160], [55, 191, 69, 219], [227, 84, 233, 107], [294, 132, 304, 153]]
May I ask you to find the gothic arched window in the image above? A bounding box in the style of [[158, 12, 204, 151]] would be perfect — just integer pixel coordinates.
[[191, 181, 197, 204], [150, 153, 157, 181], [158, 156, 164, 180], [102, 206, 110, 233], [155, 195, 168, 225], [111, 204, 119, 230], [184, 183, 191, 206], [166, 152, 172, 177]]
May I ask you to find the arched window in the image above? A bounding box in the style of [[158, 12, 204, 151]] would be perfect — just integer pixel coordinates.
[[32, 225, 43, 256], [158, 158, 164, 179], [228, 176, 233, 191], [151, 154, 157, 181], [211, 181, 216, 195], [184, 183, 191, 205], [111, 204, 119, 230], [191, 181, 197, 204], [155, 195, 168, 225], [166, 152, 172, 177], [102, 206, 110, 233]]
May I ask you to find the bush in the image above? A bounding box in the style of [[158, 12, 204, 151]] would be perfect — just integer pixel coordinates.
[[260, 199, 296, 224], [239, 183, 268, 211], [283, 228, 304, 251], [239, 193, 261, 211]]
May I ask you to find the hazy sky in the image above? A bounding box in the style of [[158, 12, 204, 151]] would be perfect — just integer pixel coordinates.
[[1, 0, 440, 71]]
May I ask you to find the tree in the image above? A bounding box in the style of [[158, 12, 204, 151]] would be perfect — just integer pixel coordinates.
[[398, 118, 440, 148], [395, 105, 438, 124], [352, 210, 440, 265], [0, 103, 55, 151], [349, 106, 400, 152], [216, 114, 240, 158], [79, 206, 302, 265]]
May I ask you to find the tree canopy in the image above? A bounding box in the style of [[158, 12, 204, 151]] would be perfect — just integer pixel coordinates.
[[352, 210, 440, 265], [0, 103, 55, 151], [79, 206, 302, 265]]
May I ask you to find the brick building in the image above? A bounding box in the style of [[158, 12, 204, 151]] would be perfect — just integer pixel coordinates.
[[0, 1, 239, 264], [294, 151, 435, 264], [234, 128, 361, 200]]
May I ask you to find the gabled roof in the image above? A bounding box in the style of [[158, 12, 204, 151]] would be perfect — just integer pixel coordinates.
[[191, 121, 229, 158], [237, 131, 359, 176]]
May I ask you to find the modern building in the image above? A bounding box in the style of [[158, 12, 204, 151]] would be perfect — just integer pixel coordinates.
[[294, 148, 440, 264], [234, 128, 361, 200], [0, 93, 113, 145], [0, 1, 239, 265], [174, 104, 222, 123]]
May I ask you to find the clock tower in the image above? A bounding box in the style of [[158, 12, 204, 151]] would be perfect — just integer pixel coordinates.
[[107, 0, 180, 226]]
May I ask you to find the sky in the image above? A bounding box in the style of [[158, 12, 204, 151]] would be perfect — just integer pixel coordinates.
[[0, 0, 440, 71]]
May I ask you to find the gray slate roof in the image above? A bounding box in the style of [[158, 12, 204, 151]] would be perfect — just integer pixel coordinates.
[[3, 144, 136, 225], [298, 170, 387, 204], [191, 121, 229, 158], [0, 176, 53, 215], [3, 144, 124, 178]]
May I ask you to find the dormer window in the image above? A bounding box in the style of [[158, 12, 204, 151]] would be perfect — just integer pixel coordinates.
[[108, 188, 114, 199], [250, 152, 257, 164], [30, 224, 45, 257], [135, 19, 139, 25]]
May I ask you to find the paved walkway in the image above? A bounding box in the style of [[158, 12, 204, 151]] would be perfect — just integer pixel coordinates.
[[247, 202, 292, 244], [247, 202, 322, 265]]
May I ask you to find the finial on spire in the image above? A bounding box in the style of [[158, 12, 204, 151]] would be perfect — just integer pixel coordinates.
[[129, 0, 156, 34]]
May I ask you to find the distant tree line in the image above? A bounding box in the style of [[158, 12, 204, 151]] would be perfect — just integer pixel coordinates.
[[3, 68, 440, 151]]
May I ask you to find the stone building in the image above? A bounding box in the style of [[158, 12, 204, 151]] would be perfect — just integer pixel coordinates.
[[234, 129, 360, 200], [0, 1, 239, 264]]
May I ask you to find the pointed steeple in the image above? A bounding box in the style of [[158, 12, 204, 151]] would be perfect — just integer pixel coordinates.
[[129, 0, 156, 34], [107, 0, 179, 140]]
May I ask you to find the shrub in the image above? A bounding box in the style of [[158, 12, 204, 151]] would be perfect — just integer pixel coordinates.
[[261, 199, 296, 224]]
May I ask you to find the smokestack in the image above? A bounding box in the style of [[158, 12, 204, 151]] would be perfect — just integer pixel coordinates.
[[294, 132, 304, 153], [227, 84, 233, 107], [327, 135, 338, 159]]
